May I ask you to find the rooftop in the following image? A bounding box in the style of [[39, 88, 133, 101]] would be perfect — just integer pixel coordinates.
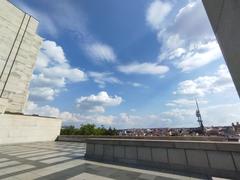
[[0, 142, 227, 180]]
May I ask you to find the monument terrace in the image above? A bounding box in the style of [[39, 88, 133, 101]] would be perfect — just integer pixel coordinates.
[[0, 0, 240, 179]]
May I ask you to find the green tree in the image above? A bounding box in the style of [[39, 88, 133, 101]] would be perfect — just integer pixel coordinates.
[[60, 124, 118, 136], [60, 126, 75, 135]]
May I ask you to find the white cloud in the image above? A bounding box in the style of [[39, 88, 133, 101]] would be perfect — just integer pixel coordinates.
[[131, 82, 143, 87], [25, 101, 61, 118], [129, 82, 145, 88], [85, 43, 116, 62], [30, 40, 87, 101], [117, 62, 169, 76], [76, 91, 123, 113], [177, 41, 222, 72], [42, 66, 86, 83], [41, 40, 66, 64], [172, 0, 214, 42], [158, 0, 214, 48], [30, 87, 59, 101], [31, 74, 65, 88], [165, 34, 185, 50], [156, 0, 221, 71], [14, 1, 117, 64], [202, 103, 240, 126], [161, 103, 240, 127], [166, 98, 208, 107], [24, 100, 240, 128], [24, 101, 115, 126], [146, 0, 172, 30], [107, 103, 240, 128], [174, 64, 234, 96], [161, 108, 193, 122], [88, 72, 122, 88]]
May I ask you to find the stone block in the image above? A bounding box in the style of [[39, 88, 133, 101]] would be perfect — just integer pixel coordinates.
[[217, 143, 240, 152], [144, 141, 175, 148], [186, 150, 209, 168], [207, 151, 235, 171], [175, 141, 217, 151], [137, 147, 151, 161], [103, 145, 114, 160], [168, 149, 187, 165], [125, 146, 137, 160], [114, 145, 125, 159], [0, 114, 61, 144], [86, 144, 94, 155], [0, 98, 8, 114], [232, 152, 240, 171], [151, 148, 168, 163], [94, 144, 103, 156]]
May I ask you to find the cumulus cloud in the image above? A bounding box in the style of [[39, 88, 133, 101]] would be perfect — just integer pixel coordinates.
[[158, 0, 214, 48], [30, 40, 86, 101], [156, 0, 221, 71], [25, 101, 61, 118], [176, 40, 222, 72], [172, 0, 214, 42], [146, 0, 172, 30], [76, 91, 123, 113], [174, 64, 234, 96], [30, 87, 60, 101], [159, 40, 222, 72], [40, 40, 66, 64], [88, 72, 122, 88], [42, 66, 86, 83], [24, 101, 114, 125], [117, 62, 169, 76]]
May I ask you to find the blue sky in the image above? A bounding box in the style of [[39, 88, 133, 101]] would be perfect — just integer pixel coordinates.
[[11, 0, 240, 128]]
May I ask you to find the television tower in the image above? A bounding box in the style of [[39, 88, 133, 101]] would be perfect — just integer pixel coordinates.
[[195, 98, 205, 134]]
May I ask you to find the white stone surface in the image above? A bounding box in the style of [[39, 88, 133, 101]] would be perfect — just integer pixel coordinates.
[[68, 173, 115, 180], [0, 0, 42, 113], [0, 97, 8, 114], [0, 114, 61, 144]]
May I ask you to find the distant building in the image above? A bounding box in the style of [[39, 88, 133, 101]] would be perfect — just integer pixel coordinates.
[[232, 122, 240, 135]]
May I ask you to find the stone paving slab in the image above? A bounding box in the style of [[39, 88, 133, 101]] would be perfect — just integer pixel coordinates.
[[0, 141, 227, 180]]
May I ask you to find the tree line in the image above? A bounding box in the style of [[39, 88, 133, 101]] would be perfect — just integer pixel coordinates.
[[60, 124, 118, 136]]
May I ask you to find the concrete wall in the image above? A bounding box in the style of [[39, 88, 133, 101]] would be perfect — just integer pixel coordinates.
[[0, 114, 61, 144], [202, 0, 240, 97], [85, 138, 240, 179], [58, 135, 227, 142], [0, 0, 42, 113]]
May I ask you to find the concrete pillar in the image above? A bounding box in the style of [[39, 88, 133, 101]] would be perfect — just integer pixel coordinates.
[[202, 0, 240, 98]]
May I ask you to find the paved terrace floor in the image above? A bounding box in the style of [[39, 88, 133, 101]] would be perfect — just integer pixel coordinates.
[[0, 142, 225, 180]]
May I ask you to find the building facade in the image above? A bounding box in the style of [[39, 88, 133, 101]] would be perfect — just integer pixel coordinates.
[[0, 0, 42, 113], [203, 0, 240, 98]]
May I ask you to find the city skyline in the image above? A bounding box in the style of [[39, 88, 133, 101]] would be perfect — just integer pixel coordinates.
[[11, 0, 240, 128]]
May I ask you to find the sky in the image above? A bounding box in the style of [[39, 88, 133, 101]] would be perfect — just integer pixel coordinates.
[[11, 0, 240, 129]]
